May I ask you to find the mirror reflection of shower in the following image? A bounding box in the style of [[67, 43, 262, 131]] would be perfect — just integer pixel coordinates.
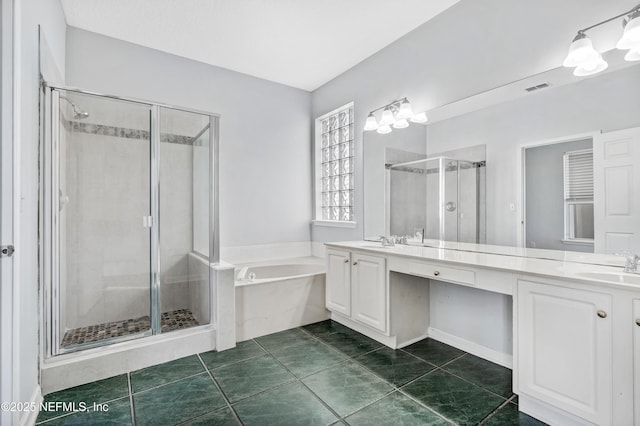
[[388, 156, 486, 244], [60, 96, 90, 120]]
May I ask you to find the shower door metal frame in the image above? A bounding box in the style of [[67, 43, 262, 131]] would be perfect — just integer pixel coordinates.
[[41, 83, 220, 358]]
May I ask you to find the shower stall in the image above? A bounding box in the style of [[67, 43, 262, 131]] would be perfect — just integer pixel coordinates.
[[41, 85, 220, 357], [388, 156, 486, 243]]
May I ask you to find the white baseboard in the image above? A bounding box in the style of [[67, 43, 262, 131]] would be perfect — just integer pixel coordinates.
[[396, 333, 429, 349], [427, 327, 513, 368], [19, 385, 42, 426], [221, 242, 313, 264]]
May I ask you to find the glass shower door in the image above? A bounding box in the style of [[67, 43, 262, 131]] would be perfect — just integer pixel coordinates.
[[55, 89, 153, 352]]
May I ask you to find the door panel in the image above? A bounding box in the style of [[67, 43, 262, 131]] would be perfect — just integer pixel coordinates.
[[326, 248, 350, 315], [518, 279, 612, 425], [594, 127, 640, 253], [352, 253, 386, 332]]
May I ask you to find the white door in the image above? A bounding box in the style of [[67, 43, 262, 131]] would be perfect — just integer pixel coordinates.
[[517, 279, 612, 425], [326, 248, 351, 316], [593, 127, 640, 253], [351, 252, 386, 332], [633, 299, 640, 425]]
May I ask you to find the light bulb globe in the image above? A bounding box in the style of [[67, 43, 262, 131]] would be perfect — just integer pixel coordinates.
[[573, 54, 608, 76], [409, 112, 428, 123], [617, 13, 640, 50], [379, 107, 395, 126], [376, 124, 392, 134], [624, 48, 640, 61], [563, 35, 599, 68], [363, 113, 379, 131], [393, 119, 409, 129], [396, 99, 414, 119]]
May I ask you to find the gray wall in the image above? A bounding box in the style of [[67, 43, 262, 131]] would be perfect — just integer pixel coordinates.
[[525, 139, 593, 252], [65, 27, 312, 249]]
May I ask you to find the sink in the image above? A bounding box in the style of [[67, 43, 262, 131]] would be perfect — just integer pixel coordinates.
[[360, 244, 393, 249], [575, 271, 640, 285]]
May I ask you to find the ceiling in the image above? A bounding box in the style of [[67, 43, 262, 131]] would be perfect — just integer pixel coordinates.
[[60, 0, 461, 91]]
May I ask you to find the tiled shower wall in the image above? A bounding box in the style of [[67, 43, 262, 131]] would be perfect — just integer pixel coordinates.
[[61, 113, 209, 331]]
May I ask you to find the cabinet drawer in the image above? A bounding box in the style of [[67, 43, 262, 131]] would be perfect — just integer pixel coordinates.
[[408, 261, 475, 286]]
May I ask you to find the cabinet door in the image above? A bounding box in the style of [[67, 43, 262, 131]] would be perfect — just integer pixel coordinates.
[[351, 252, 386, 332], [326, 248, 351, 316], [517, 279, 612, 425], [634, 299, 640, 425]]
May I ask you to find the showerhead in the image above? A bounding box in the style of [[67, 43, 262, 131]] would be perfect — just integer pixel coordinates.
[[60, 96, 90, 120], [72, 107, 90, 120]]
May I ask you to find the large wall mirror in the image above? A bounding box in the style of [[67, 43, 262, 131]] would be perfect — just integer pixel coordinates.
[[363, 57, 640, 261]]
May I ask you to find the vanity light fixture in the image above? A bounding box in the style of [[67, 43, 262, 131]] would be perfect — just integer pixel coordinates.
[[563, 4, 640, 76], [363, 97, 428, 135]]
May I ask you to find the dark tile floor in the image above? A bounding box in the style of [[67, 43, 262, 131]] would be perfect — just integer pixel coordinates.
[[37, 320, 547, 425]]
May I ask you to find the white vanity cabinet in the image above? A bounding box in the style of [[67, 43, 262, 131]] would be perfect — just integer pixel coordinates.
[[325, 248, 387, 333], [634, 299, 640, 425], [517, 278, 612, 425], [351, 252, 386, 332], [325, 248, 351, 316]]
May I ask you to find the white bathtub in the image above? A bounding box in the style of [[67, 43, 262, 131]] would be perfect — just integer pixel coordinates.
[[234, 257, 329, 341]]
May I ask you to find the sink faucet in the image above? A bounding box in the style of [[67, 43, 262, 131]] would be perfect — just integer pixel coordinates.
[[379, 236, 395, 247], [623, 253, 640, 273]]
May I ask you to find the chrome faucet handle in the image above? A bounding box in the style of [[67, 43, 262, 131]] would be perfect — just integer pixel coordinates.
[[379, 235, 395, 247], [618, 251, 640, 273]]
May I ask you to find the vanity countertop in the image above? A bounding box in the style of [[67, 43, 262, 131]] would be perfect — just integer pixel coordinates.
[[325, 240, 640, 291]]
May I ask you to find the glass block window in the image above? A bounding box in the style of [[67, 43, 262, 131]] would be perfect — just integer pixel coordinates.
[[316, 103, 354, 222]]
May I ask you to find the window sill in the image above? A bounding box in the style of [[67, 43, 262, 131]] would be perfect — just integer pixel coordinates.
[[312, 220, 357, 229], [561, 239, 594, 246]]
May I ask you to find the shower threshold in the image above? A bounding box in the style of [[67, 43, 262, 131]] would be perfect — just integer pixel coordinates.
[[60, 308, 200, 348]]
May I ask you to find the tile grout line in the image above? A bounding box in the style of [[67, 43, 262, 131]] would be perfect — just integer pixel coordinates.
[[298, 324, 459, 424], [398, 349, 514, 402], [129, 370, 209, 395], [34, 394, 132, 424], [127, 372, 136, 426], [197, 353, 244, 426], [477, 397, 512, 425], [206, 352, 269, 373], [286, 327, 454, 425], [252, 337, 345, 423]]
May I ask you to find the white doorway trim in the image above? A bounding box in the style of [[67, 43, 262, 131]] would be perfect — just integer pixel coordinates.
[[0, 0, 16, 425], [516, 131, 600, 249]]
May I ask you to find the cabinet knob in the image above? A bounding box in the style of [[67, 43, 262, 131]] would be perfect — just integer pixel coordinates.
[[597, 310, 607, 319], [636, 319, 640, 327], [433, 271, 440, 276], [343, 259, 349, 263], [353, 261, 358, 266]]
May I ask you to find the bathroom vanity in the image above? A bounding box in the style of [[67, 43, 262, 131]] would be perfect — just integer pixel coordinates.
[[325, 241, 640, 426]]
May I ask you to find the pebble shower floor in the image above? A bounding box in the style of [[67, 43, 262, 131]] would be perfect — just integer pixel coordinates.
[[37, 320, 547, 425], [60, 309, 200, 348]]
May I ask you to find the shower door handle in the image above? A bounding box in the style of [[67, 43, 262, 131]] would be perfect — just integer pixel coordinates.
[[142, 216, 154, 228]]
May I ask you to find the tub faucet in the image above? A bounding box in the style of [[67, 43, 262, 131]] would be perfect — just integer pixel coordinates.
[[623, 253, 640, 273], [236, 266, 249, 281]]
